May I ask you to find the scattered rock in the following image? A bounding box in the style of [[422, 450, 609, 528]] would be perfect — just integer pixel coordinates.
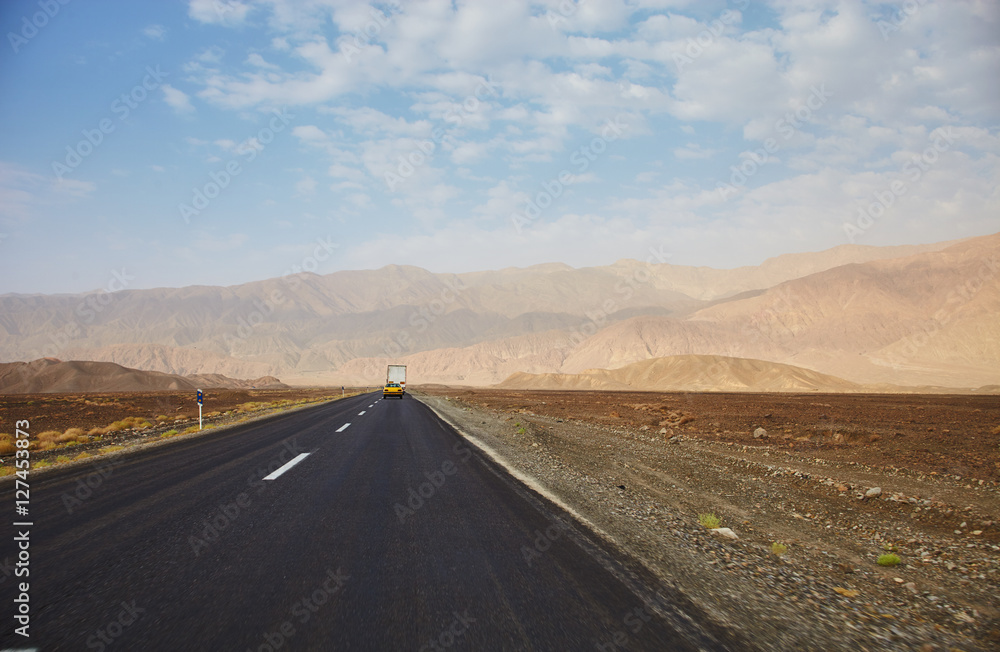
[[833, 587, 860, 598], [753, 427, 768, 439], [865, 487, 882, 498], [709, 527, 739, 540]]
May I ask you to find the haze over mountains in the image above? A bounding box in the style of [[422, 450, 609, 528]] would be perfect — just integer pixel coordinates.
[[0, 233, 997, 391]]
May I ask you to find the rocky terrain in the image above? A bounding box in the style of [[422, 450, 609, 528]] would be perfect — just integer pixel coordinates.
[[417, 388, 1000, 650]]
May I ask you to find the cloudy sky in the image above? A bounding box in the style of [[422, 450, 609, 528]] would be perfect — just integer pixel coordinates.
[[0, 0, 997, 294]]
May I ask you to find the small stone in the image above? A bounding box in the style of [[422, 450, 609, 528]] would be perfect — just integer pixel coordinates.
[[753, 427, 767, 439], [903, 582, 917, 594], [971, 530, 983, 535], [865, 487, 882, 498], [946, 562, 956, 570], [836, 484, 849, 492], [659, 428, 668, 434], [709, 527, 739, 540]]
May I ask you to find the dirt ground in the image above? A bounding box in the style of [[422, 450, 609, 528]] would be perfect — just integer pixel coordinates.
[[417, 387, 1000, 651]]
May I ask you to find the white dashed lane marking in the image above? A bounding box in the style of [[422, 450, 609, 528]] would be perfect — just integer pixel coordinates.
[[336, 423, 351, 433], [262, 453, 310, 481]]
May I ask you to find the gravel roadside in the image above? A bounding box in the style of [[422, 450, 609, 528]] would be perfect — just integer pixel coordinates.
[[416, 391, 999, 651]]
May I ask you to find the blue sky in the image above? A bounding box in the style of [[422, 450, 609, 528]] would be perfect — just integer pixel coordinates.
[[0, 0, 997, 294]]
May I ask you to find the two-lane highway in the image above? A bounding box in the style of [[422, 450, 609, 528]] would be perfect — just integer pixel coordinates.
[[1, 393, 736, 650]]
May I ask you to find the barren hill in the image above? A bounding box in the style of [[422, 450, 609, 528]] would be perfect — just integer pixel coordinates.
[[497, 355, 864, 393], [0, 359, 286, 394], [0, 232, 995, 390]]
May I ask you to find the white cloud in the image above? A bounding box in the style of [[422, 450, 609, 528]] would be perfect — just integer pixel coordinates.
[[188, 0, 251, 26], [162, 84, 195, 114], [143, 24, 167, 40]]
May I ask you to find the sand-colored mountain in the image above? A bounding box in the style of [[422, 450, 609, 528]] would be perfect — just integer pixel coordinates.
[[0, 232, 995, 390], [497, 355, 864, 392], [563, 233, 1000, 387], [0, 359, 286, 394]]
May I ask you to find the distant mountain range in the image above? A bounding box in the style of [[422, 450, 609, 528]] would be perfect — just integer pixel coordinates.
[[0, 359, 286, 394], [1, 232, 997, 391]]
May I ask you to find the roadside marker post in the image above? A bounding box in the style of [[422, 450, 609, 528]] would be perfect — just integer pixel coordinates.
[[197, 389, 203, 430]]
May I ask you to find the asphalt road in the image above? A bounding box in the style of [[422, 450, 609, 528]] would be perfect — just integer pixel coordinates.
[[1, 392, 738, 651]]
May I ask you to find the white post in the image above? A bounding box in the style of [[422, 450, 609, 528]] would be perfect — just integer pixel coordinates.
[[199, 403, 203, 431]]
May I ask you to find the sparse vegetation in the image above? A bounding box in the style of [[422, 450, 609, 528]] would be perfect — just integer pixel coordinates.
[[160, 429, 179, 438], [698, 513, 721, 529], [877, 553, 901, 567], [516, 427, 526, 434], [771, 542, 788, 556]]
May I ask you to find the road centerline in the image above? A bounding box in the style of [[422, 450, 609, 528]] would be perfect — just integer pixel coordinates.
[[262, 453, 311, 481], [336, 423, 351, 432]]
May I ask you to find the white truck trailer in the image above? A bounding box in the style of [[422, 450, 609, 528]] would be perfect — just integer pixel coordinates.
[[386, 364, 406, 396]]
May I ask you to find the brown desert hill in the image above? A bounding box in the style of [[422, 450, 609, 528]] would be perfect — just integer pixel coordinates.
[[0, 359, 287, 394], [0, 236, 966, 382], [497, 355, 863, 393], [559, 233, 1000, 388]]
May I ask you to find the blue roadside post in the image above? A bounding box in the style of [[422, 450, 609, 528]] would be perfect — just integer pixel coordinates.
[[197, 389, 203, 430]]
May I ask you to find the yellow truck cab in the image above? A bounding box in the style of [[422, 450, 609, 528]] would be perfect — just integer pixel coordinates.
[[383, 382, 404, 399]]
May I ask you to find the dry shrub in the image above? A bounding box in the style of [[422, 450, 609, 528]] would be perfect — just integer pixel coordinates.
[[37, 430, 62, 443], [58, 427, 87, 443], [0, 441, 15, 456]]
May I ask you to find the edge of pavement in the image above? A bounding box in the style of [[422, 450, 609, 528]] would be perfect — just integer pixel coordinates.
[[413, 390, 753, 652]]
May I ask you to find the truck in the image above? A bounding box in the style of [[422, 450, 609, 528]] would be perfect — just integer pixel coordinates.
[[384, 364, 406, 399]]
